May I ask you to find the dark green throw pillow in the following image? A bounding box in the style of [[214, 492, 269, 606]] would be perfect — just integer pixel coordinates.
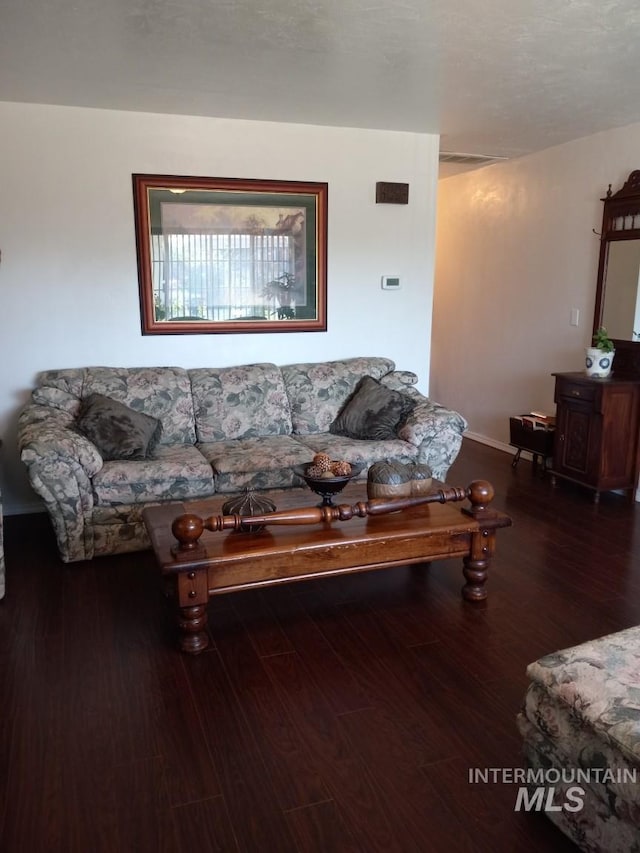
[[330, 376, 415, 441], [76, 394, 162, 461]]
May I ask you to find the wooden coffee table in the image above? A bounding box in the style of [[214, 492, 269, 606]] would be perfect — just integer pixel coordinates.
[[143, 479, 511, 654]]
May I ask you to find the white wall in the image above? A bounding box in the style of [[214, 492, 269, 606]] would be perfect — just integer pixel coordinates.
[[0, 102, 439, 513], [432, 122, 640, 452]]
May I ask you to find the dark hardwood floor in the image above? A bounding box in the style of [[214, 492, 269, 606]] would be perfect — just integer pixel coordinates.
[[3, 438, 640, 852]]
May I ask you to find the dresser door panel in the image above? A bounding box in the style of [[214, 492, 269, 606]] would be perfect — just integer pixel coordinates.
[[555, 402, 599, 479]]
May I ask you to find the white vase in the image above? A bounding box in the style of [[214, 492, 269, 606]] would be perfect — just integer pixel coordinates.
[[585, 347, 615, 378]]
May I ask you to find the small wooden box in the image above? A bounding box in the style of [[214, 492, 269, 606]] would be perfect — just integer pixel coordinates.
[[509, 417, 555, 471]]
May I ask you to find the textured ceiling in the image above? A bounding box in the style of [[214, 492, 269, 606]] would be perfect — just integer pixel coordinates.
[[3, 0, 640, 173]]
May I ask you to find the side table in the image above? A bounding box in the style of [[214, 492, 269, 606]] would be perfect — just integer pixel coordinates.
[[509, 415, 555, 475]]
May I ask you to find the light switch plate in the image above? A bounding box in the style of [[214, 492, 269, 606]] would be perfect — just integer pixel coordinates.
[[381, 276, 401, 290]]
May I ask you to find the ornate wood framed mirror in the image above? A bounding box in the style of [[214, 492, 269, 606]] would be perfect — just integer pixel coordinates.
[[593, 170, 640, 377]]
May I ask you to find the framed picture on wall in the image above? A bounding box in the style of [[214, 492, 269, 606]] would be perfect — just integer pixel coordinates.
[[132, 174, 328, 335]]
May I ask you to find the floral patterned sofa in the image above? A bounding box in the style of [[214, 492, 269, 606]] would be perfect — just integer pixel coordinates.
[[518, 627, 640, 851], [18, 356, 468, 563]]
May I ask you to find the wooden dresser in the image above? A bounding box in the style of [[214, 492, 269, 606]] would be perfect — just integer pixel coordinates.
[[550, 372, 640, 502]]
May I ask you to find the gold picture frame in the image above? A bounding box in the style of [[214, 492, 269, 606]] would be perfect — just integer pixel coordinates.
[[132, 174, 328, 335]]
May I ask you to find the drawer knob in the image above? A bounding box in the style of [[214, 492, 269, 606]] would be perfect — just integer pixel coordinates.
[[571, 389, 581, 396]]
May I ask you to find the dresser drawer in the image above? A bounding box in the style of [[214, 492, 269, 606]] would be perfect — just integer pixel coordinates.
[[555, 378, 596, 403]]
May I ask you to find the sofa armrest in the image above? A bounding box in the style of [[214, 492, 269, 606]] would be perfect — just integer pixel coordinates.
[[19, 404, 104, 477], [397, 397, 468, 481], [380, 369, 419, 390], [18, 404, 103, 561]]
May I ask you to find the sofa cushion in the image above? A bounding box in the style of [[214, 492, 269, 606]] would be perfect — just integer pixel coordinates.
[[76, 394, 163, 461], [83, 367, 196, 446], [295, 433, 419, 468], [281, 357, 396, 435], [329, 376, 416, 441], [190, 363, 293, 442], [91, 445, 214, 506], [198, 435, 313, 492]]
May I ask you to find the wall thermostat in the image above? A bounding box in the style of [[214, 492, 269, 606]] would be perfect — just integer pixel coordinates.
[[381, 276, 401, 290]]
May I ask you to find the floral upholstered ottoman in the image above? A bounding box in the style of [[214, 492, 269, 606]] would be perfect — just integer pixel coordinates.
[[517, 627, 640, 851]]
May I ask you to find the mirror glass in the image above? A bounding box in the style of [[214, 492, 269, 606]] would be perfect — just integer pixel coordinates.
[[601, 240, 640, 340]]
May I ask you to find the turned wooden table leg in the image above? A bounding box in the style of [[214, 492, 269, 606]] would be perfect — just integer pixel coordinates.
[[458, 480, 511, 601], [462, 527, 495, 602], [177, 603, 209, 654], [176, 568, 210, 654]]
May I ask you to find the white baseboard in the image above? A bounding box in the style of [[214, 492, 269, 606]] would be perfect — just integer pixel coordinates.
[[464, 430, 525, 459]]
